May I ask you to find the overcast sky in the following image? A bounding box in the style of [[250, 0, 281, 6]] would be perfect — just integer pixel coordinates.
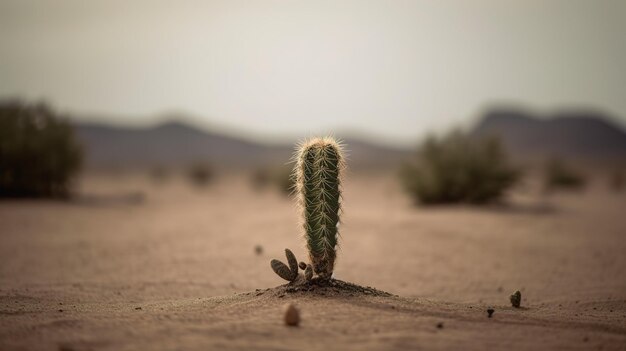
[[1, 0, 625, 145]]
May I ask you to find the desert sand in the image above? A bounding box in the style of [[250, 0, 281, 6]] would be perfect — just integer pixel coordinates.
[[1, 172, 625, 350]]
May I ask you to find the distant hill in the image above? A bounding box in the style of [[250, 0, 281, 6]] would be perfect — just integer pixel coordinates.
[[73, 120, 411, 170], [73, 109, 626, 170], [471, 109, 626, 164]]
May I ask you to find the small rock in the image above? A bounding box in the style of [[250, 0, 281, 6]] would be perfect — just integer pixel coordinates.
[[135, 307, 142, 310], [436, 322, 444, 329], [283, 303, 300, 327], [254, 245, 263, 255], [58, 309, 63, 312], [487, 308, 495, 318], [510, 290, 522, 308]]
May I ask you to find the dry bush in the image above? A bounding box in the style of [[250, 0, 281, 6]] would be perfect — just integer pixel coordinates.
[[543, 158, 586, 192], [186, 163, 213, 186], [608, 169, 624, 192], [148, 165, 170, 183], [400, 131, 520, 205], [0, 101, 82, 198], [251, 165, 293, 195]]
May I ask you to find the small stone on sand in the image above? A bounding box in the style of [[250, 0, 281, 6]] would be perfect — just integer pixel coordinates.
[[283, 303, 300, 327], [254, 245, 263, 255], [510, 290, 522, 308], [487, 308, 495, 318]]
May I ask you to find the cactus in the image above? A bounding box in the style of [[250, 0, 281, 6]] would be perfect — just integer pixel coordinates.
[[270, 249, 300, 282], [271, 259, 296, 281], [304, 264, 313, 281], [285, 249, 299, 277], [295, 137, 345, 279]]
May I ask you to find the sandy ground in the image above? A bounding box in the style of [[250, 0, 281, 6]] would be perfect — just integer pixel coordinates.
[[1, 171, 625, 350]]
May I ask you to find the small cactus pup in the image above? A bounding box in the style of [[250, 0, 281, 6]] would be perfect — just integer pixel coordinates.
[[270, 249, 299, 282], [304, 264, 313, 281], [295, 137, 345, 280]]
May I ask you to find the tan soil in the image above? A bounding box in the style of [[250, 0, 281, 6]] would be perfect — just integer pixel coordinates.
[[1, 172, 625, 350]]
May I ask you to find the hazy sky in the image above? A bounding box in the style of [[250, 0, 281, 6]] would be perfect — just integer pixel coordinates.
[[1, 0, 625, 145]]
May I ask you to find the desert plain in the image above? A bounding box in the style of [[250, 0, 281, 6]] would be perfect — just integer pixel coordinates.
[[1, 171, 625, 350]]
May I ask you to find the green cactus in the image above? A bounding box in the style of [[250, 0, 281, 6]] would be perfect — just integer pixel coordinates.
[[295, 137, 345, 279]]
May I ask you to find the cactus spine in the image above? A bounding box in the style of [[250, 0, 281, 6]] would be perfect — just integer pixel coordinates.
[[295, 137, 344, 279]]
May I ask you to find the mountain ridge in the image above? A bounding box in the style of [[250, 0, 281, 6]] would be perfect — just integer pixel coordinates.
[[73, 119, 411, 169], [73, 109, 626, 170], [471, 109, 626, 164]]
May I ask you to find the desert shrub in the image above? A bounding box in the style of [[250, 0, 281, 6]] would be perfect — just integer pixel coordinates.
[[186, 162, 213, 186], [273, 166, 294, 194], [400, 131, 520, 204], [250, 168, 271, 190], [149, 165, 170, 183], [608, 169, 624, 192], [250, 166, 293, 194], [543, 158, 586, 191], [0, 101, 82, 198]]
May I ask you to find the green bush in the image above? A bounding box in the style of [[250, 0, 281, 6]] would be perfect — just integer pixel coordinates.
[[400, 131, 520, 204], [0, 101, 82, 198], [543, 158, 586, 191]]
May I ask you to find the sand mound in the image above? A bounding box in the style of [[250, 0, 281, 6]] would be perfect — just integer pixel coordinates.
[[242, 277, 395, 299]]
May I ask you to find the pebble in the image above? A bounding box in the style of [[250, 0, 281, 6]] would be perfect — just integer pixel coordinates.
[[254, 245, 263, 255], [487, 308, 495, 318], [283, 303, 300, 327], [510, 291, 522, 308]]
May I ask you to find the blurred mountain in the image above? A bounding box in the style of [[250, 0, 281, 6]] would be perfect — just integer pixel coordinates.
[[472, 109, 626, 164], [73, 120, 411, 169]]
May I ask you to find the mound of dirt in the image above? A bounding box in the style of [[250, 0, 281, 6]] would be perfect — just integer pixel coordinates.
[[242, 276, 395, 299]]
